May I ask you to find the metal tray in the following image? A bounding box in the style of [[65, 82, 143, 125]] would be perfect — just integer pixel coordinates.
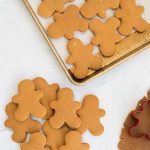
[[23, 0, 150, 85]]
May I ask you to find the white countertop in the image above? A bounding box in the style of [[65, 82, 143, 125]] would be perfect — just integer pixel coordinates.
[[0, 0, 150, 150]]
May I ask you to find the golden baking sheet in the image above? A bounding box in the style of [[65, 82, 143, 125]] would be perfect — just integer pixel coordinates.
[[23, 0, 150, 85]]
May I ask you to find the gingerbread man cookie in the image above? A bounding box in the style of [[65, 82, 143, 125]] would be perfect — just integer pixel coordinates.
[[80, 0, 120, 19], [12, 80, 46, 121], [59, 131, 90, 150], [34, 77, 59, 119], [115, 0, 149, 36], [5, 103, 41, 143], [43, 121, 70, 150], [89, 17, 121, 57], [38, 0, 74, 18], [77, 95, 105, 136], [67, 39, 103, 79], [47, 5, 88, 39], [21, 132, 47, 150], [49, 88, 81, 129]]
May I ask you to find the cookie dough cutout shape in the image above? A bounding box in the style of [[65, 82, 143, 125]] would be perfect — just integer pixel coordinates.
[[43, 121, 70, 150], [128, 100, 150, 140], [5, 102, 42, 143], [47, 5, 88, 39], [49, 88, 81, 129], [34, 77, 59, 120], [59, 131, 90, 150], [12, 79, 47, 121], [38, 0, 74, 18], [80, 0, 120, 19], [21, 132, 48, 150], [67, 39, 103, 79], [118, 97, 150, 150], [89, 17, 121, 57], [115, 0, 149, 36], [77, 95, 105, 136]]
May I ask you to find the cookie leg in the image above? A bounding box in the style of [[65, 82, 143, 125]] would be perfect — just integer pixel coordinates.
[[12, 129, 26, 143], [134, 18, 149, 32], [67, 116, 81, 129], [118, 22, 133, 36], [31, 105, 46, 119], [77, 121, 88, 134], [14, 107, 29, 121], [49, 115, 65, 129], [73, 64, 89, 79], [89, 122, 104, 136], [100, 42, 116, 57]]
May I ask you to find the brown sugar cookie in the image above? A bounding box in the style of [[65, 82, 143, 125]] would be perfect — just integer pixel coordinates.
[[89, 17, 121, 57], [12, 79, 47, 121], [38, 0, 74, 18], [67, 39, 103, 79], [115, 0, 149, 36], [80, 0, 120, 19], [21, 132, 47, 150], [47, 5, 88, 39], [5, 102, 41, 143], [77, 95, 105, 136], [33, 77, 59, 120], [43, 121, 70, 150], [49, 88, 81, 129], [59, 131, 90, 150]]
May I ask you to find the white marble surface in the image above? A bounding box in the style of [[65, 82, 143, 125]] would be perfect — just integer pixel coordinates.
[[0, 0, 150, 150]]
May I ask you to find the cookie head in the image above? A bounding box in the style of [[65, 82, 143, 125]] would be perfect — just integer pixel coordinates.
[[59, 131, 90, 150], [42, 121, 70, 150]]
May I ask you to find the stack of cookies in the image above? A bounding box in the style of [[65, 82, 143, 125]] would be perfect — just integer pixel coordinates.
[[5, 77, 105, 150], [38, 0, 149, 79]]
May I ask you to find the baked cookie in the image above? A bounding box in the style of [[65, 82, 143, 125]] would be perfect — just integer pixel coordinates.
[[21, 132, 47, 150], [67, 39, 103, 79], [49, 88, 81, 129], [80, 0, 120, 19], [34, 77, 59, 119], [38, 0, 74, 18], [43, 121, 70, 150], [47, 5, 88, 39], [12, 80, 46, 121], [89, 17, 121, 57], [77, 95, 105, 136], [5, 102, 41, 143], [115, 0, 149, 36], [59, 131, 90, 150]]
